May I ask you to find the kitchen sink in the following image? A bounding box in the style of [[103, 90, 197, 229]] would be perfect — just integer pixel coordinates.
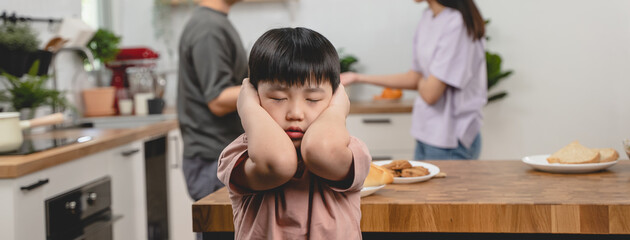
[[77, 113, 176, 129]]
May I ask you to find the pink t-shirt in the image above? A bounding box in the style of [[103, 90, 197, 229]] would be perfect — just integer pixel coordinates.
[[217, 134, 371, 240]]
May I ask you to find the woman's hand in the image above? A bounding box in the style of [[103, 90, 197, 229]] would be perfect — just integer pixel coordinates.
[[340, 72, 360, 86], [236, 78, 261, 117]]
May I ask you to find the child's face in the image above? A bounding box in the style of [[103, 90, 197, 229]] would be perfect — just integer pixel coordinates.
[[258, 80, 333, 148]]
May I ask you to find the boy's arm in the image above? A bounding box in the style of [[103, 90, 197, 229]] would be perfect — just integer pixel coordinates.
[[301, 84, 354, 181], [232, 79, 298, 191]]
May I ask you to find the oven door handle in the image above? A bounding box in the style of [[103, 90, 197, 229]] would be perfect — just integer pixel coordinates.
[[20, 178, 49, 191], [89, 214, 123, 224], [76, 214, 122, 239]]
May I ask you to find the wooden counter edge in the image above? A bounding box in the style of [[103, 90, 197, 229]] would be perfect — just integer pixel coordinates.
[[0, 120, 178, 178], [192, 201, 630, 234]]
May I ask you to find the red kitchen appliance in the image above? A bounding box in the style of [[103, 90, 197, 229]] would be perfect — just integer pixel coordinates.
[[105, 47, 159, 113]]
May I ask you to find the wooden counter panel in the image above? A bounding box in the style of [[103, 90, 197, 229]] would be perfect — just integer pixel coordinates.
[[193, 160, 630, 233], [349, 99, 413, 114], [0, 120, 178, 178]]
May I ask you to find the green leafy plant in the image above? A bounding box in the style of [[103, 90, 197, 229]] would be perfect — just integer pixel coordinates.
[[338, 48, 359, 73], [486, 51, 512, 102], [86, 28, 121, 64], [0, 61, 71, 118], [485, 19, 513, 104], [0, 23, 39, 52]]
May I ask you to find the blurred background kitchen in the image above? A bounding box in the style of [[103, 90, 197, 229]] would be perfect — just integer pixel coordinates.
[[1, 0, 629, 239], [0, 0, 630, 159], [3, 0, 629, 159]]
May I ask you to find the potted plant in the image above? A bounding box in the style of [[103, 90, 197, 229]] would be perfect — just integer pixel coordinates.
[[0, 22, 42, 77], [486, 51, 512, 103], [338, 48, 359, 73], [85, 28, 121, 66], [0, 61, 71, 119], [485, 19, 513, 104]]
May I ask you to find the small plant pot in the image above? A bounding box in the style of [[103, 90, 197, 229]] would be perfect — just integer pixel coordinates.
[[0, 48, 31, 77], [82, 87, 116, 117], [27, 50, 53, 76]]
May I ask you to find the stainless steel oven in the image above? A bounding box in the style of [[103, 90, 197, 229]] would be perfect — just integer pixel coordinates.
[[45, 176, 119, 240]]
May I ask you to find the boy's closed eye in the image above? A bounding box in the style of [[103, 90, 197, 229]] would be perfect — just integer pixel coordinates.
[[270, 97, 287, 102]]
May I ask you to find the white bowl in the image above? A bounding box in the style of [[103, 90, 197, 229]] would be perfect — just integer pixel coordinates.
[[360, 185, 385, 197]]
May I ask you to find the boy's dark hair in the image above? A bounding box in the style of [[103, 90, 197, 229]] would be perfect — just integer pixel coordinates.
[[248, 27, 340, 92]]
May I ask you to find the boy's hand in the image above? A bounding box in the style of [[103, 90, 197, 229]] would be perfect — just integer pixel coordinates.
[[237, 78, 261, 116], [328, 84, 350, 117]]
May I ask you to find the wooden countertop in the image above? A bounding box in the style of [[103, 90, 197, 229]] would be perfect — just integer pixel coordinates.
[[0, 119, 178, 179], [349, 99, 413, 114], [192, 160, 630, 234]]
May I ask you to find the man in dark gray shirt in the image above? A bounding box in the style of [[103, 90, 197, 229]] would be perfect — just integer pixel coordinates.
[[177, 0, 247, 201]]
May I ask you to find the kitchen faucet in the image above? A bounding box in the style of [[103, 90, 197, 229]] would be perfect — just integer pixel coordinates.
[[50, 46, 99, 94], [49, 46, 100, 125]]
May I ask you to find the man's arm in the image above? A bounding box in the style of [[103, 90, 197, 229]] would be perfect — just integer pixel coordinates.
[[207, 85, 240, 116], [231, 79, 298, 191], [300, 85, 354, 181]]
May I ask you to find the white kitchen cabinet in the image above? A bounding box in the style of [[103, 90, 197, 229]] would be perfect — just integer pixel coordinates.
[[0, 140, 149, 240], [166, 129, 196, 240], [0, 147, 112, 240], [346, 113, 415, 160], [109, 141, 148, 240]]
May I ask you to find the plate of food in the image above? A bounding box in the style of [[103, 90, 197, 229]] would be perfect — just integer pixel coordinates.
[[360, 185, 386, 197], [372, 160, 440, 184], [522, 141, 619, 174]]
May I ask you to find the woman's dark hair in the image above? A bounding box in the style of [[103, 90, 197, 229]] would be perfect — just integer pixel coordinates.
[[248, 27, 340, 92], [436, 0, 485, 41]]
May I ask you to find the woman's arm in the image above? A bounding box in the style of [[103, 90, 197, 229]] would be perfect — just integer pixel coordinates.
[[341, 70, 447, 105], [340, 70, 423, 90], [417, 74, 448, 105], [300, 85, 354, 181], [232, 79, 298, 191]]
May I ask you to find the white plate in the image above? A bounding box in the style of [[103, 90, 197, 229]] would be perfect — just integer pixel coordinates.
[[522, 154, 618, 173], [360, 185, 385, 197], [373, 160, 440, 184]]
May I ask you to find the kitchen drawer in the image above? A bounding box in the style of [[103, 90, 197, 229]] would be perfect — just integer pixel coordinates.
[[346, 113, 415, 153]]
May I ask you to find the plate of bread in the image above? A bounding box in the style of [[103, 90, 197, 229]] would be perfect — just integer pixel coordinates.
[[361, 163, 394, 197], [373, 160, 440, 184], [522, 141, 620, 173]]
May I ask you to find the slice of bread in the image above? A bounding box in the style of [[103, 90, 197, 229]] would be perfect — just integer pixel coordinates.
[[364, 163, 394, 187], [547, 141, 600, 164], [596, 148, 619, 162]]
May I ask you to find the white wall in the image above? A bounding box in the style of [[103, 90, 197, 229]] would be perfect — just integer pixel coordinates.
[[476, 0, 630, 159]]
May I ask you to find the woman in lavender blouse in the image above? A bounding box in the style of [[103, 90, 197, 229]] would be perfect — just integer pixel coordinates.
[[341, 0, 487, 160]]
